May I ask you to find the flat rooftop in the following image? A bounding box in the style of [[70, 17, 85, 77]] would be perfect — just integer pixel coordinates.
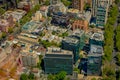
[[90, 32, 104, 41], [88, 45, 104, 56], [63, 37, 79, 44], [46, 47, 72, 55], [72, 29, 85, 37], [22, 21, 41, 33]]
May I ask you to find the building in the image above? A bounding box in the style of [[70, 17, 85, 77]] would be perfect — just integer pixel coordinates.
[[92, 0, 109, 28], [92, 0, 109, 17], [50, 0, 60, 5], [21, 52, 39, 67], [62, 37, 80, 63], [70, 30, 86, 50], [0, 0, 17, 10], [20, 43, 43, 67], [51, 13, 70, 27], [67, 8, 80, 18], [86, 32, 104, 76], [78, 11, 92, 23], [87, 56, 102, 76], [0, 15, 15, 32], [40, 6, 48, 17], [44, 47, 73, 74], [89, 44, 104, 56], [79, 45, 103, 76], [89, 31, 104, 46], [72, 0, 85, 12], [86, 45, 103, 76], [72, 20, 88, 32], [96, 6, 108, 28], [48, 3, 67, 16], [32, 11, 43, 22]]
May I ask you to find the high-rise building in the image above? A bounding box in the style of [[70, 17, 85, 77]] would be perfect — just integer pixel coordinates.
[[92, 0, 109, 17], [62, 37, 80, 63], [72, 0, 85, 12], [92, 0, 109, 28], [44, 47, 73, 74]]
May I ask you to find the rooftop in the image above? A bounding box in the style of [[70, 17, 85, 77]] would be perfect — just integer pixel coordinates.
[[67, 8, 79, 14], [72, 29, 85, 37], [88, 45, 104, 56], [46, 47, 72, 55], [3, 10, 26, 21], [40, 6, 48, 11], [22, 21, 41, 33], [63, 37, 79, 44], [0, 19, 9, 26], [90, 31, 104, 41]]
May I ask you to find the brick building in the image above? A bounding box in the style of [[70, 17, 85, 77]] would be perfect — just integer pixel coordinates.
[[72, 20, 88, 32]]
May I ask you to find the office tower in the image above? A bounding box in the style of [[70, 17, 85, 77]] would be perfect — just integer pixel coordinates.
[[44, 47, 73, 74], [92, 0, 109, 17], [72, 0, 85, 12], [62, 37, 80, 63], [92, 0, 109, 28]]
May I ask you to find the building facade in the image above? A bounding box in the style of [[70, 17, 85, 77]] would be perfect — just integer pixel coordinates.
[[62, 37, 80, 63], [21, 53, 39, 67], [44, 47, 73, 74], [0, 0, 17, 10], [72, 20, 88, 32], [89, 32, 104, 46], [92, 0, 109, 28], [51, 13, 70, 27], [72, 0, 85, 12]]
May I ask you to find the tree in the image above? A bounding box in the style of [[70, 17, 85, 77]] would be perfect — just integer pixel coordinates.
[[8, 27, 14, 33], [1, 32, 6, 38], [115, 0, 120, 4], [102, 62, 116, 79], [61, 0, 71, 7], [91, 78, 96, 80], [47, 71, 67, 80], [116, 68, 120, 80], [55, 71, 67, 80], [44, 0, 50, 6], [28, 72, 35, 80], [84, 3, 91, 10], [20, 73, 28, 80], [115, 53, 120, 66], [47, 74, 55, 80], [0, 7, 5, 15]]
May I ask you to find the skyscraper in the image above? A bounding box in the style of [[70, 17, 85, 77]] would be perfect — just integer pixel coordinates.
[[72, 0, 85, 12]]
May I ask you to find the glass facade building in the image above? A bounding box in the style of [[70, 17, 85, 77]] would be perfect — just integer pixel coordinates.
[[61, 37, 80, 63], [44, 47, 73, 74]]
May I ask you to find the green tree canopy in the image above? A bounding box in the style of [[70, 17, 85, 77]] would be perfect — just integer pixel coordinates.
[[20, 73, 28, 80]]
